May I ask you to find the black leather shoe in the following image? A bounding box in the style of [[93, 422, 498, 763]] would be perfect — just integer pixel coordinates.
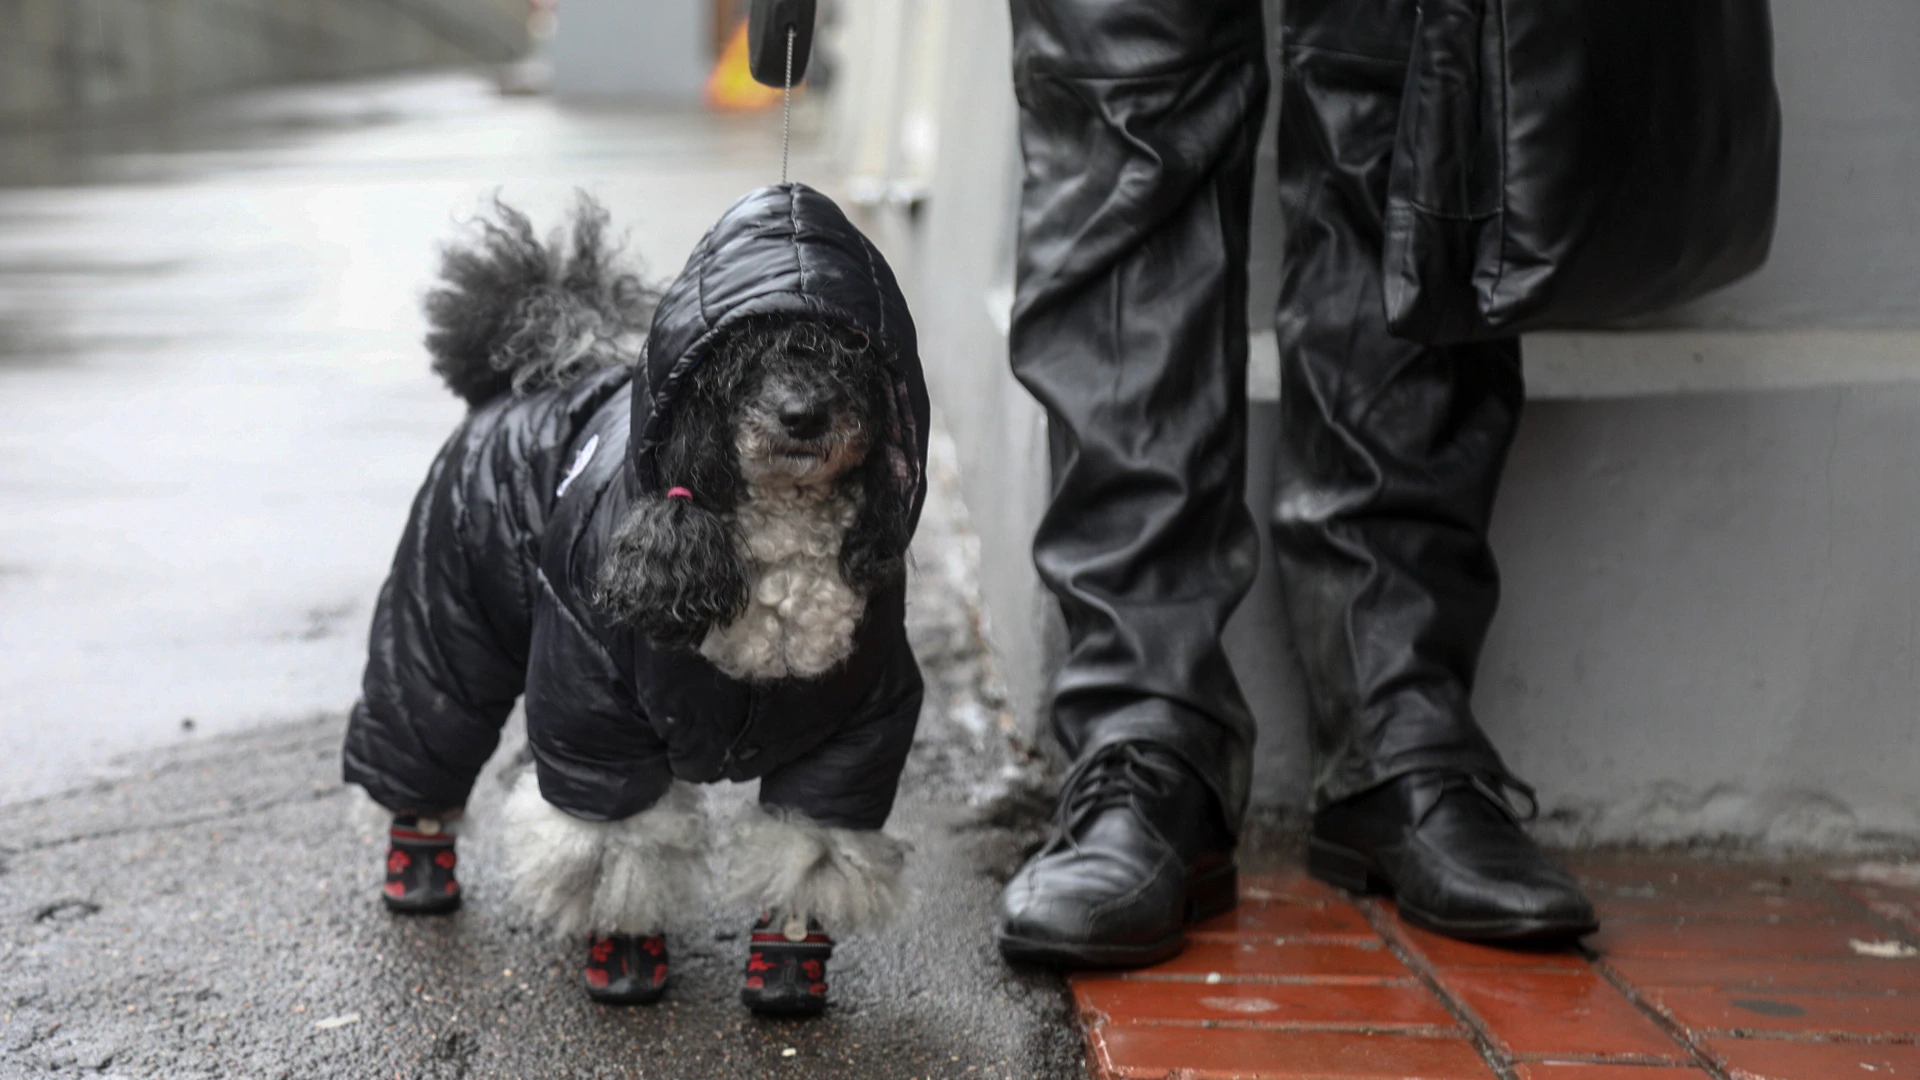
[[997, 742, 1237, 969], [1310, 771, 1598, 943]]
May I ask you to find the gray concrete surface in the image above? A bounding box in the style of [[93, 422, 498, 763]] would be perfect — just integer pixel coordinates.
[[0, 74, 1083, 1078], [0, 0, 528, 128], [868, 0, 1920, 848]]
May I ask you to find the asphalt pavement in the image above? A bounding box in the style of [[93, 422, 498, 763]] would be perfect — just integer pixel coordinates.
[[0, 75, 1084, 1079]]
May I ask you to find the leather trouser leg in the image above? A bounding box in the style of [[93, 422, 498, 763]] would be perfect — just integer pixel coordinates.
[[1008, 0, 1270, 828], [1272, 0, 1524, 811]]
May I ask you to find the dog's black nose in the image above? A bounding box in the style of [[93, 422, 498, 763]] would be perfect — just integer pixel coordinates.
[[779, 401, 831, 440]]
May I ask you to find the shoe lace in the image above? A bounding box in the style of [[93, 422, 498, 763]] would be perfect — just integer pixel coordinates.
[[1046, 743, 1179, 854]]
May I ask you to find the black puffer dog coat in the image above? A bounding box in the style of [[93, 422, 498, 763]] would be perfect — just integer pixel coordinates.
[[343, 185, 929, 829]]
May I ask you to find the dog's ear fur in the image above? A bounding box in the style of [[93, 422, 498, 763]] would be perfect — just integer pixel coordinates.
[[839, 428, 912, 595], [597, 494, 749, 649]]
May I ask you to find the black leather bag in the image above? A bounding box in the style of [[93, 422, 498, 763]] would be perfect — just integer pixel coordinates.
[[1382, 0, 1783, 344]]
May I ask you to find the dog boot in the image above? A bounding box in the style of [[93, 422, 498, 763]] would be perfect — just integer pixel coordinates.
[[582, 933, 670, 1005], [741, 914, 832, 1017], [382, 815, 461, 915]]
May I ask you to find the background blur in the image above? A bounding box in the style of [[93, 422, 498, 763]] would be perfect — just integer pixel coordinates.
[[4, 0, 1920, 854]]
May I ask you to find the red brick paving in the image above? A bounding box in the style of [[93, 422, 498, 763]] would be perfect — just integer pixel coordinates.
[[1395, 920, 1595, 973], [1706, 1038, 1920, 1079], [1124, 938, 1411, 983], [1075, 975, 1461, 1033], [1441, 970, 1688, 1061], [1520, 1060, 1720, 1068], [1587, 919, 1894, 960], [1086, 1025, 1497, 1079], [1072, 857, 1920, 1080], [1647, 985, 1920, 1039], [1238, 870, 1350, 905], [1605, 956, 1920, 994], [1188, 893, 1381, 943], [1830, 870, 1920, 939]]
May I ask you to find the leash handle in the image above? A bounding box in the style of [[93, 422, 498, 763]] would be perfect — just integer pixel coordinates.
[[747, 0, 815, 87]]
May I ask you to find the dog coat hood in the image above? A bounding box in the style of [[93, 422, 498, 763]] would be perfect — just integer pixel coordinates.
[[631, 183, 929, 527]]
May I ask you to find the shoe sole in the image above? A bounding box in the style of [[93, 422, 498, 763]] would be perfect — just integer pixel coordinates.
[[995, 862, 1239, 970], [382, 894, 461, 916], [742, 996, 827, 1018], [1307, 838, 1598, 944], [586, 983, 668, 1006]]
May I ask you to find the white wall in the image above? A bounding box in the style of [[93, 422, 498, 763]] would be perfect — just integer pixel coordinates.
[[888, 0, 1056, 732]]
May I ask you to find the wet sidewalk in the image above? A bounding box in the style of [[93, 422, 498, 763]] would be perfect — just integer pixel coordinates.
[[0, 73, 837, 804], [1072, 856, 1920, 1079]]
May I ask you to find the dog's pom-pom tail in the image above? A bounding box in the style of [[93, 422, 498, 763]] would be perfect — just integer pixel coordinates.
[[596, 492, 750, 649], [423, 194, 658, 407]]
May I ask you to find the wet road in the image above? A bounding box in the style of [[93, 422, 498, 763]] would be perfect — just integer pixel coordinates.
[[0, 75, 1083, 1078]]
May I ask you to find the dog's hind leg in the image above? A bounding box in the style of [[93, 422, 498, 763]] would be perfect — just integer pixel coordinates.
[[344, 409, 542, 818]]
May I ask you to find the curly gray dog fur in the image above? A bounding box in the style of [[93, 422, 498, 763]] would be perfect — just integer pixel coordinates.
[[724, 805, 909, 935], [425, 195, 657, 406], [500, 773, 708, 938], [595, 319, 904, 681]]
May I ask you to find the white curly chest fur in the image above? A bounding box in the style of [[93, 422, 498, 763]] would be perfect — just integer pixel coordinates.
[[699, 485, 865, 681]]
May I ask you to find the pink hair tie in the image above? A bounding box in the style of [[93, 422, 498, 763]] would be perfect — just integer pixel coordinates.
[[666, 487, 694, 501]]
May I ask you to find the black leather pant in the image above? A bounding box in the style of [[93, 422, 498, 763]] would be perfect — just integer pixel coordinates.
[[1009, 0, 1520, 826]]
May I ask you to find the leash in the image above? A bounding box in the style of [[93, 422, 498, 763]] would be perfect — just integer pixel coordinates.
[[747, 0, 816, 185], [782, 26, 795, 184]]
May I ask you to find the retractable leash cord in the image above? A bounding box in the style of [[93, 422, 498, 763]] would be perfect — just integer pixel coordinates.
[[746, 0, 817, 184], [781, 26, 794, 183], [661, 5, 816, 506]]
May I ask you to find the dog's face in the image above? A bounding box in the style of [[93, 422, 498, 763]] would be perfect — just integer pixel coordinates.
[[729, 330, 875, 490], [598, 318, 912, 657], [660, 319, 884, 498]]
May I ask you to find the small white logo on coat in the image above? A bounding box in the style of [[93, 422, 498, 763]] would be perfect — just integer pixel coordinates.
[[556, 434, 600, 497]]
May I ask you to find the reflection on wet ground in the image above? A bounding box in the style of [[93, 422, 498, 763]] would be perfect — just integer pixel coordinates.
[[0, 73, 817, 801], [0, 81, 414, 189]]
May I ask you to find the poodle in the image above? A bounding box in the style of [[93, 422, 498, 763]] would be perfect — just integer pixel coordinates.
[[341, 183, 929, 1016]]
